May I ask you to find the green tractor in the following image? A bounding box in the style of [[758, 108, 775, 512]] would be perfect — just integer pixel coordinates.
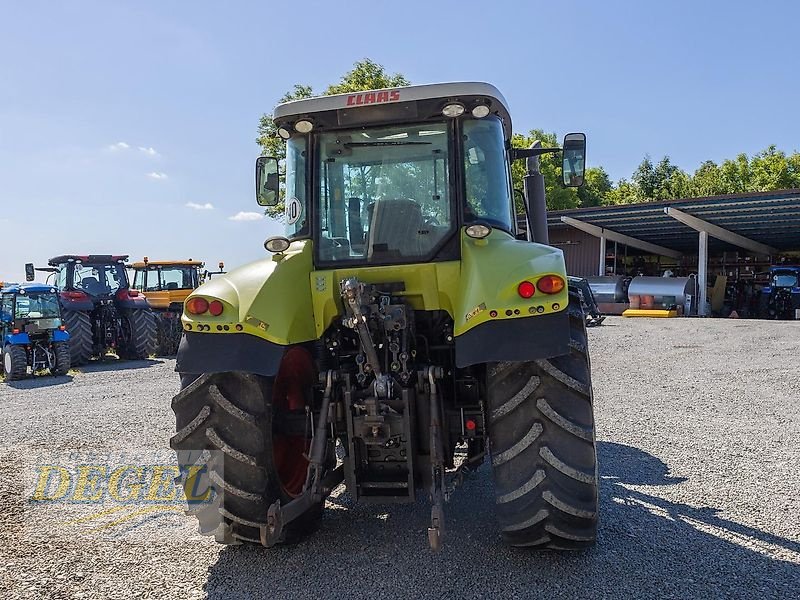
[[172, 83, 597, 550]]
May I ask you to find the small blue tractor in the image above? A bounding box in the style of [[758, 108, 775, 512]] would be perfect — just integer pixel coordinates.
[[759, 265, 800, 320], [1, 282, 71, 380]]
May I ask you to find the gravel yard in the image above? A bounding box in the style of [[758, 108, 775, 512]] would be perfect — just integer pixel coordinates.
[[1, 317, 799, 599]]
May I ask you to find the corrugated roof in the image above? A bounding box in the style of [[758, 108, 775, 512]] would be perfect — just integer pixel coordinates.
[[548, 189, 800, 253]]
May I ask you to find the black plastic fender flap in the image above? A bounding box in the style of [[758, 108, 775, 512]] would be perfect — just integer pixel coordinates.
[[454, 310, 570, 368], [176, 331, 286, 377]]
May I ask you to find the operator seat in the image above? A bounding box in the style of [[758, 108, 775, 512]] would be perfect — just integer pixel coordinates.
[[367, 199, 424, 260], [80, 276, 104, 296]]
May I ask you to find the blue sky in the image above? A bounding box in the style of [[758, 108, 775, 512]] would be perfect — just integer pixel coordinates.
[[2, 1, 798, 282]]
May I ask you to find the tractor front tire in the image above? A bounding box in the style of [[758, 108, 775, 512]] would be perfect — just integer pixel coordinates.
[[3, 345, 28, 380], [52, 342, 71, 375], [171, 364, 324, 545], [487, 295, 598, 549], [119, 309, 157, 360], [62, 310, 93, 366]]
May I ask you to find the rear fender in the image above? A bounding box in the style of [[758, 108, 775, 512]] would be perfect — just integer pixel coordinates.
[[4, 332, 31, 346], [58, 294, 94, 312], [453, 229, 571, 366], [52, 329, 70, 343], [177, 241, 315, 375]]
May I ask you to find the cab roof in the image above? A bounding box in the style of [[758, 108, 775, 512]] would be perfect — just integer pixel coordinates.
[[129, 260, 205, 268], [1, 282, 58, 294], [48, 254, 129, 266], [273, 82, 512, 137]]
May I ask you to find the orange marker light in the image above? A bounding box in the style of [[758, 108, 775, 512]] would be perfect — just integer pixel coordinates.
[[537, 275, 565, 295], [186, 297, 209, 315]]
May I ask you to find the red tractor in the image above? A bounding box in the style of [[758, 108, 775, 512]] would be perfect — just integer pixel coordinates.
[[27, 255, 157, 365]]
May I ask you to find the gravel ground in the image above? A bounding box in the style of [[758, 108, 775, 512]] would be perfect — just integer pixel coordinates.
[[1, 317, 799, 599]]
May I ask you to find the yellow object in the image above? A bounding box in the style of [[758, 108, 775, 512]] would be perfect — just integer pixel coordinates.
[[130, 260, 205, 310], [182, 229, 571, 346], [622, 309, 678, 318], [709, 275, 727, 313]]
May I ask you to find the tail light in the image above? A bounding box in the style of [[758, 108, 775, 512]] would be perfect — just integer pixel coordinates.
[[58, 325, 66, 331], [537, 275, 565, 295], [61, 291, 88, 300], [517, 281, 536, 298], [186, 297, 209, 315], [115, 289, 140, 300], [12, 328, 20, 335], [208, 300, 224, 316]]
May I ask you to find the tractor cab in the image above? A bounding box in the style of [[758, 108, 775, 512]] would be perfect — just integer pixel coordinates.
[[43, 255, 135, 304], [256, 83, 585, 267], [130, 258, 204, 310]]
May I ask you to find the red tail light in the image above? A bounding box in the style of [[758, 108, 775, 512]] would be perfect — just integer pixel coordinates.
[[61, 291, 88, 300], [208, 300, 224, 316], [537, 275, 565, 295], [12, 328, 20, 335], [58, 325, 66, 331], [517, 281, 536, 298], [186, 297, 209, 315]]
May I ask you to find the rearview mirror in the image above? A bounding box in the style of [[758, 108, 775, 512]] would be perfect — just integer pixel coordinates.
[[255, 156, 280, 206], [25, 263, 35, 282], [562, 133, 586, 187]]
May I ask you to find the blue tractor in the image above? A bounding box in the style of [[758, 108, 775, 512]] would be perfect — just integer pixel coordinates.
[[1, 283, 71, 380], [759, 266, 800, 320]]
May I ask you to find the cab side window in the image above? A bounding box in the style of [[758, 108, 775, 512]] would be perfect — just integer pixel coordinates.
[[1, 294, 13, 324]]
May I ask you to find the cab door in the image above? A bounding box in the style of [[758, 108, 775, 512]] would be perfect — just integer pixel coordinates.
[[0, 293, 13, 342]]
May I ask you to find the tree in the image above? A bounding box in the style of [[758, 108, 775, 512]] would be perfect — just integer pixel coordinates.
[[632, 156, 657, 200], [604, 178, 639, 205], [577, 167, 612, 207], [256, 59, 410, 215], [691, 160, 724, 197]]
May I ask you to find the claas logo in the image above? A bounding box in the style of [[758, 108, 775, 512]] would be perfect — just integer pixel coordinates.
[[346, 90, 401, 106]]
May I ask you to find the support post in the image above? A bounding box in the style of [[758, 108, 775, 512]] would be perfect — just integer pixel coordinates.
[[598, 234, 606, 276], [698, 230, 708, 316]]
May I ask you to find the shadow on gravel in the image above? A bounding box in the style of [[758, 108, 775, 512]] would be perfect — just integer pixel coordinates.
[[204, 442, 799, 599], [78, 358, 164, 373], [4, 374, 74, 389]]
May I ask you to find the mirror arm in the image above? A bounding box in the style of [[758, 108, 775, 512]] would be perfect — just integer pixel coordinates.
[[510, 147, 562, 161]]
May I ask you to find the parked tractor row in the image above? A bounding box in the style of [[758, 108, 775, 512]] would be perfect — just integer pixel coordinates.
[[1, 256, 224, 380]]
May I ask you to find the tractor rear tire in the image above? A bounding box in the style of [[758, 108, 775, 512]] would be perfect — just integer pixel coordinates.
[[487, 294, 598, 549], [62, 310, 93, 366], [156, 314, 181, 356], [3, 345, 28, 380], [52, 342, 71, 375], [171, 357, 324, 545], [119, 309, 157, 360]]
